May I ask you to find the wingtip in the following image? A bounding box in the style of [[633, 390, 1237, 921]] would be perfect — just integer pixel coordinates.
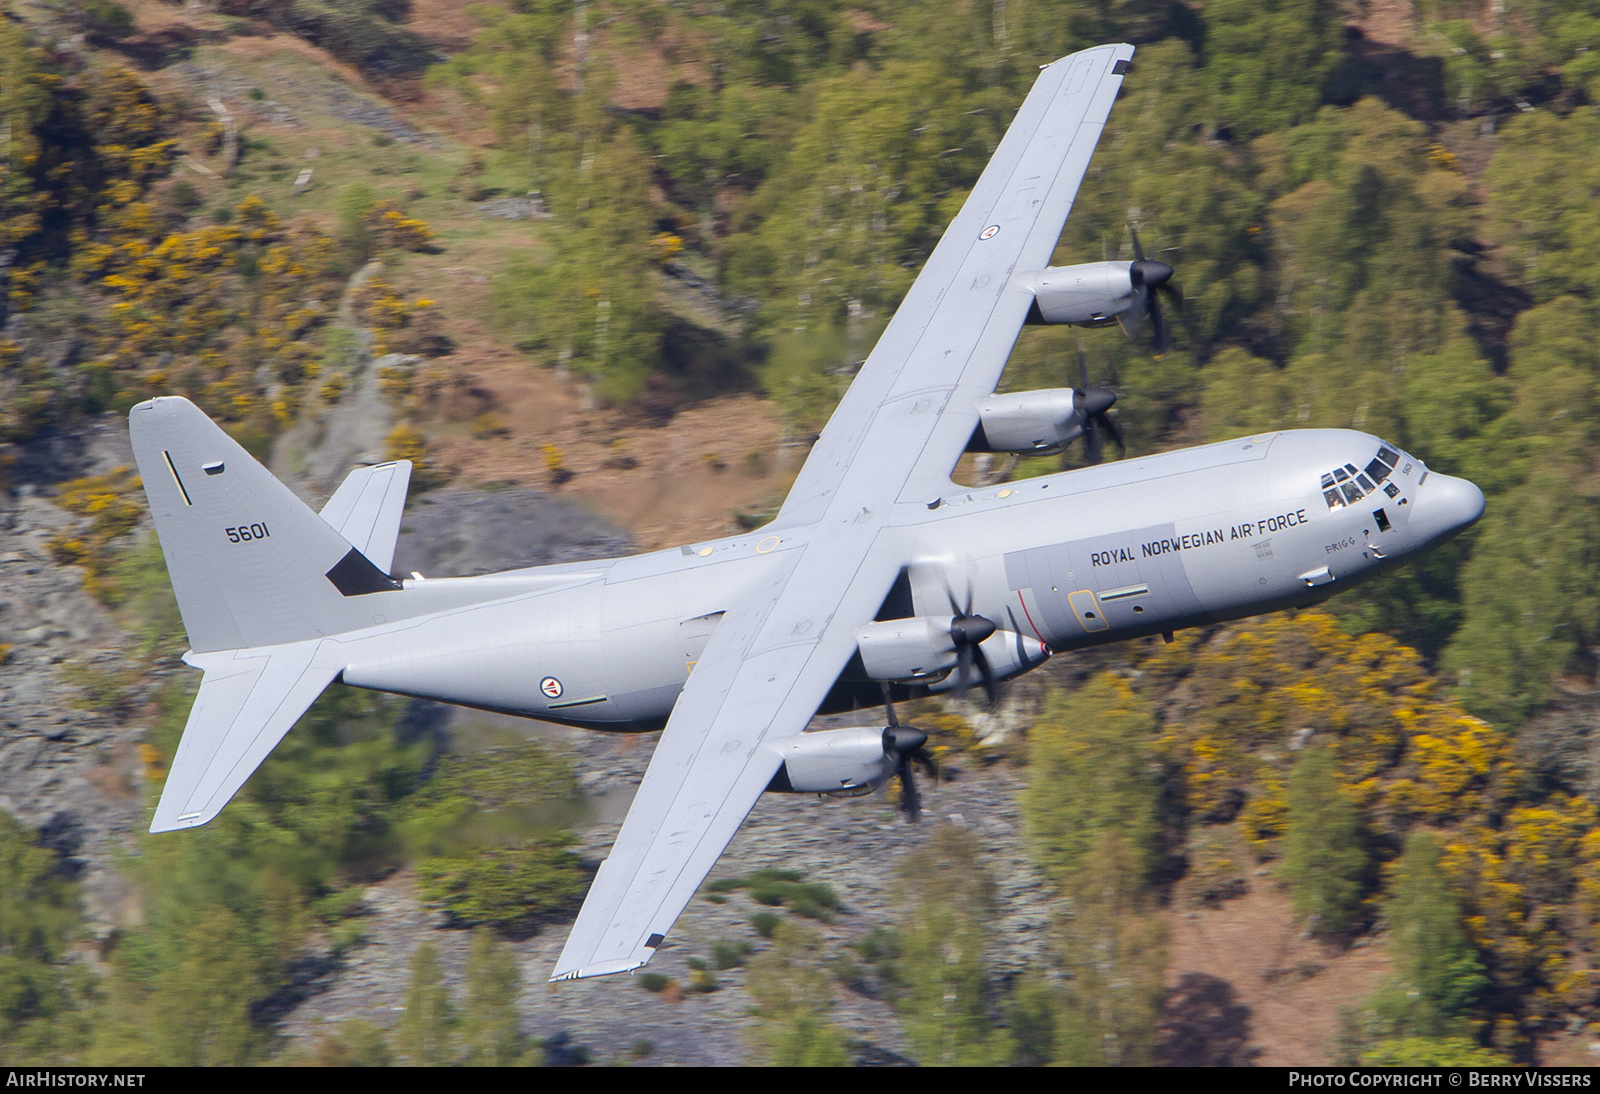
[[547, 956, 648, 983]]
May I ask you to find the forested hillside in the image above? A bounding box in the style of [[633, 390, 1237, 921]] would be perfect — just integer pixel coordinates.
[[5, 0, 1600, 1066]]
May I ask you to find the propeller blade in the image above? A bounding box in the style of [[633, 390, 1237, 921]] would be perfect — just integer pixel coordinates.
[[1124, 283, 1149, 337], [897, 757, 922, 821], [1094, 411, 1126, 457], [1130, 224, 1146, 262], [1085, 416, 1103, 464], [975, 644, 999, 707], [885, 725, 929, 823], [1149, 287, 1170, 355]]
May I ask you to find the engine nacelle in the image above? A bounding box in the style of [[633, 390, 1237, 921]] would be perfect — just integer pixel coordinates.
[[1017, 261, 1134, 325], [767, 726, 893, 796], [925, 628, 1052, 692], [854, 617, 958, 682], [969, 388, 1083, 454]]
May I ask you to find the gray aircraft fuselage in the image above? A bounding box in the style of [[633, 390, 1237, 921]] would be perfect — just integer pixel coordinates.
[[334, 427, 1484, 728]]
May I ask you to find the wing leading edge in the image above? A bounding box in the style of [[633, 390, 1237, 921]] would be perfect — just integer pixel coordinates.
[[551, 44, 1135, 980]]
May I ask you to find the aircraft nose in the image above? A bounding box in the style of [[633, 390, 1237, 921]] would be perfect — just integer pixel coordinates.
[[1409, 472, 1486, 546]]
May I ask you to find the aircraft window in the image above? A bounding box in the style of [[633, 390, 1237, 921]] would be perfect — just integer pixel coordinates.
[[1333, 468, 1350, 482], [1344, 463, 1361, 477], [1321, 472, 1336, 489], [1378, 445, 1399, 467], [1356, 473, 1375, 494], [1365, 458, 1391, 483], [1374, 508, 1392, 533], [1340, 482, 1363, 504], [1324, 488, 1344, 509], [1384, 482, 1400, 499]]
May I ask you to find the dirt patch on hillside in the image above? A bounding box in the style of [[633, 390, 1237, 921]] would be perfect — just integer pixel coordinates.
[[405, 0, 498, 53], [1165, 875, 1391, 1065], [424, 349, 795, 550]]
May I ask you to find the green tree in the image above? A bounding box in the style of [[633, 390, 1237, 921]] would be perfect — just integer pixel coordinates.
[[1202, 0, 1344, 137], [1052, 830, 1169, 1067], [1373, 831, 1487, 1040], [0, 812, 89, 1063], [744, 920, 850, 1066], [1022, 673, 1164, 892], [461, 929, 529, 1066], [398, 943, 457, 1066], [1281, 745, 1369, 936], [893, 826, 1014, 1066]]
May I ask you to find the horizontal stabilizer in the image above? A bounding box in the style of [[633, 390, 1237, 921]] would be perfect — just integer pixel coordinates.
[[319, 461, 412, 574], [151, 640, 343, 833]]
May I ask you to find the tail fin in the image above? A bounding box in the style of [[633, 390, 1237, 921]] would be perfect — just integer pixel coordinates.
[[152, 640, 342, 831], [129, 397, 403, 653]]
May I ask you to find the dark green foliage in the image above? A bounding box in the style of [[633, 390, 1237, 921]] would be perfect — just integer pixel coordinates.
[[636, 972, 670, 994], [744, 921, 849, 1066], [1044, 830, 1169, 1067], [461, 929, 530, 1066], [1360, 1035, 1511, 1066], [1202, 0, 1344, 136], [0, 813, 89, 1063], [749, 911, 781, 938], [1022, 674, 1165, 892], [1281, 746, 1370, 936], [404, 740, 587, 933], [711, 939, 750, 970], [398, 942, 455, 1066], [416, 837, 586, 933], [704, 868, 839, 920], [893, 826, 1013, 1066], [1373, 831, 1488, 1040]]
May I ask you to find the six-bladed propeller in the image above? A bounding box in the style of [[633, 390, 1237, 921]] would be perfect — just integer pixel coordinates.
[[1121, 226, 1182, 356], [1075, 349, 1125, 466], [883, 702, 938, 822]]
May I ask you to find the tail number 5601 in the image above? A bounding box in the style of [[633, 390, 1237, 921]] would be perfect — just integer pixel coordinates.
[[225, 523, 271, 543]]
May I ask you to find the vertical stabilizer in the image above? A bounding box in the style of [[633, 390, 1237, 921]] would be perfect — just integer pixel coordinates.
[[129, 397, 403, 653]]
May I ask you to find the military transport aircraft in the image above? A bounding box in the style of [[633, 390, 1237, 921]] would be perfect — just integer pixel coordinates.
[[127, 43, 1486, 981]]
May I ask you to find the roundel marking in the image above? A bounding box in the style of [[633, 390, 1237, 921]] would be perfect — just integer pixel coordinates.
[[540, 676, 563, 699], [979, 224, 1000, 240], [756, 535, 780, 554]]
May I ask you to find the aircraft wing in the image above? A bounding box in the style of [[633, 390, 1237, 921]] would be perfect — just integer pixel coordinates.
[[551, 535, 903, 979], [776, 42, 1135, 525], [552, 43, 1134, 979]]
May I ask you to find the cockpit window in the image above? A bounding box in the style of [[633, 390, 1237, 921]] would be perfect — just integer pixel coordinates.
[[1322, 443, 1410, 509]]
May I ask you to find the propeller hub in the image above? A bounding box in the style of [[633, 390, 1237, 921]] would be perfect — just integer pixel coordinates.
[[884, 726, 927, 756], [1131, 258, 1174, 288], [950, 614, 996, 646], [1082, 387, 1116, 416]]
